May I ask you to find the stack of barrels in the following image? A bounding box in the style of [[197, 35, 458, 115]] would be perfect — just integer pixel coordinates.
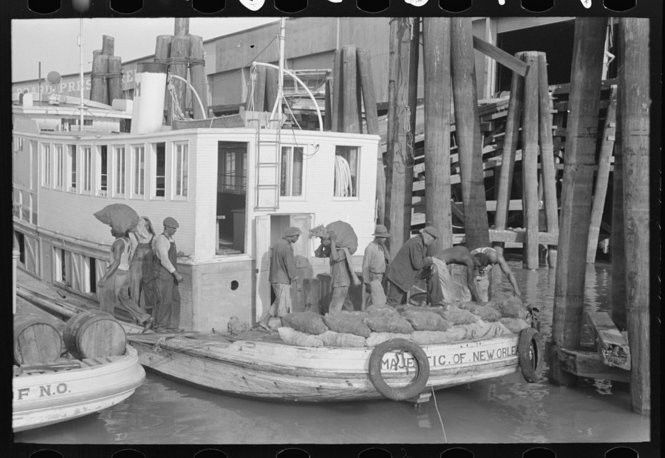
[[89, 35, 123, 106], [154, 19, 209, 124], [13, 310, 126, 369]]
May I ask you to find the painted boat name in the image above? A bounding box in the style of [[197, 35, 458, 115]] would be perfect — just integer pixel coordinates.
[[13, 382, 70, 401], [381, 344, 518, 373]]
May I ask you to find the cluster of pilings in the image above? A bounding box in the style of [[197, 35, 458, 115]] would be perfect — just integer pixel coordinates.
[[244, 63, 279, 114], [154, 18, 208, 124], [373, 17, 650, 415], [89, 35, 122, 105]]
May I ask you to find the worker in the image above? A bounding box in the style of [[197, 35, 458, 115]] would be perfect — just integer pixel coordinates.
[[97, 229, 153, 330], [427, 245, 485, 305], [362, 224, 391, 307], [128, 216, 157, 313], [470, 246, 522, 302], [258, 227, 300, 330], [315, 230, 354, 312], [385, 225, 438, 306], [151, 217, 184, 333]]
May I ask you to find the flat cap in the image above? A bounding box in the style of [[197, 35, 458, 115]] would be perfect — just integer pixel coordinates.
[[163, 217, 180, 229], [421, 225, 439, 239], [284, 227, 301, 237], [372, 224, 391, 238]]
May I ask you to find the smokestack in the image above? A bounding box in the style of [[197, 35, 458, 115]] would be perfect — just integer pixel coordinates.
[[131, 62, 168, 134]]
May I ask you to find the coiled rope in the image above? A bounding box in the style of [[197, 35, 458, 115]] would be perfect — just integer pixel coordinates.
[[334, 155, 353, 197]]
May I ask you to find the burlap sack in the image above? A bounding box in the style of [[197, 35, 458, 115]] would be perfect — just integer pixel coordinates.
[[472, 305, 502, 322], [366, 304, 400, 317], [412, 330, 452, 345], [278, 327, 324, 347], [442, 306, 478, 325], [460, 320, 512, 340], [324, 312, 372, 338], [492, 296, 527, 319], [401, 309, 450, 331], [319, 330, 367, 347], [281, 311, 329, 335], [364, 313, 414, 334], [500, 317, 530, 334], [366, 332, 413, 347]]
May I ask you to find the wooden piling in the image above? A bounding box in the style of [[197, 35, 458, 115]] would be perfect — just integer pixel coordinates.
[[265, 65, 280, 114], [332, 49, 342, 132], [323, 77, 333, 131], [493, 53, 524, 256], [166, 35, 191, 124], [586, 85, 617, 263], [357, 48, 384, 223], [341, 46, 361, 133], [610, 96, 626, 330], [550, 17, 608, 386], [450, 18, 490, 250], [101, 35, 114, 56], [423, 17, 453, 250], [246, 65, 267, 112], [155, 35, 173, 120], [385, 18, 418, 255], [107, 56, 122, 105], [174, 18, 189, 37], [90, 53, 109, 105], [189, 35, 209, 120], [520, 52, 540, 270], [537, 52, 559, 269], [619, 17, 650, 416]]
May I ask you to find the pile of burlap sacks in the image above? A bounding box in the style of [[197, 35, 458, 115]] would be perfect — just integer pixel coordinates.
[[277, 296, 532, 348]]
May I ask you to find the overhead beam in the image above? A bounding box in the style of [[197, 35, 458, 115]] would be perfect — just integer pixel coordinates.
[[472, 36, 529, 76]]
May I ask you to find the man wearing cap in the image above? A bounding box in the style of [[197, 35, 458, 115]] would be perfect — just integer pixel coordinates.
[[362, 225, 391, 307], [385, 226, 439, 306], [258, 227, 300, 330], [151, 217, 184, 332]]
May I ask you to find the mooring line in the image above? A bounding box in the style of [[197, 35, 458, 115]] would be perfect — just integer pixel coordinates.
[[431, 386, 448, 443]]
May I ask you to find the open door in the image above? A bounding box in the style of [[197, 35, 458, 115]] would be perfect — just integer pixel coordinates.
[[254, 215, 271, 323], [290, 213, 313, 312]]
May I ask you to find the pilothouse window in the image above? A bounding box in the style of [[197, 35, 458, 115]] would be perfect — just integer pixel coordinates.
[[55, 145, 64, 189], [132, 145, 145, 197], [82, 146, 92, 192], [280, 146, 303, 197], [41, 144, 51, 187], [97, 145, 108, 196], [153, 142, 166, 198], [114, 146, 126, 196], [174, 143, 188, 198], [334, 146, 359, 197], [67, 145, 77, 191]]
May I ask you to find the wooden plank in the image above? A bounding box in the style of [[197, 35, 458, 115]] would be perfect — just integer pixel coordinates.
[[423, 17, 453, 250], [586, 85, 617, 263], [619, 18, 650, 415], [551, 17, 608, 386], [493, 51, 524, 258], [472, 36, 528, 77], [451, 18, 490, 250], [331, 49, 342, 132], [537, 52, 559, 268], [520, 52, 540, 269], [585, 311, 631, 371], [557, 348, 630, 383], [341, 45, 361, 133]]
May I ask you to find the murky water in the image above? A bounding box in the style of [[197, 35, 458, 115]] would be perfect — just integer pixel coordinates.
[[15, 260, 649, 444]]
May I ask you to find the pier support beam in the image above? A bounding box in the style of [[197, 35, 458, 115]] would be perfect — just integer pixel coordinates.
[[586, 86, 617, 263], [493, 53, 524, 257], [385, 18, 418, 255], [550, 17, 607, 386], [451, 18, 490, 251], [342, 46, 362, 133], [619, 18, 650, 416], [331, 50, 342, 132], [537, 53, 559, 269], [520, 52, 540, 270], [423, 18, 453, 251], [166, 35, 190, 124]]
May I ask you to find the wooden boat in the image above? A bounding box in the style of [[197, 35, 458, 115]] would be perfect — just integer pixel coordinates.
[[126, 331, 522, 402], [13, 346, 145, 432]]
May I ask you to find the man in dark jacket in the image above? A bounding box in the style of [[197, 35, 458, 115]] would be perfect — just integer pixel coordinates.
[[259, 227, 300, 329], [385, 226, 439, 306]]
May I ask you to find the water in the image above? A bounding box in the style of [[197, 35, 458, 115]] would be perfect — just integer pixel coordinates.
[[15, 261, 649, 444]]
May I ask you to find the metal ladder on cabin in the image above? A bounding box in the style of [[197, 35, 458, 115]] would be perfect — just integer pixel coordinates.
[[252, 117, 281, 212]]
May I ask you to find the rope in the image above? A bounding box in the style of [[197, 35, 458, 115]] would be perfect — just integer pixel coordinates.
[[431, 386, 448, 443], [334, 155, 353, 197]]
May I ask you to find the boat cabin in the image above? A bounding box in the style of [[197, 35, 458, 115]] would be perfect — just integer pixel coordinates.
[[13, 102, 380, 333]]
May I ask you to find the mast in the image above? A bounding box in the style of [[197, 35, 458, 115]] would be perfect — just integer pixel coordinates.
[[275, 18, 286, 123], [79, 18, 84, 131]]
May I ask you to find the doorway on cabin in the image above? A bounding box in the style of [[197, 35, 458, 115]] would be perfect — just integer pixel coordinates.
[[216, 142, 248, 255]]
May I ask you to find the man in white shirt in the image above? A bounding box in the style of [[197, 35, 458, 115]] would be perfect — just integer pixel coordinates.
[[151, 217, 184, 332]]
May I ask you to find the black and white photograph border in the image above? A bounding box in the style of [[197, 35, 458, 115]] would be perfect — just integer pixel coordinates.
[[3, 0, 661, 454]]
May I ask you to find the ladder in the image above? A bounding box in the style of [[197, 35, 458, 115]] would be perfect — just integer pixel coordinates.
[[252, 117, 281, 212]]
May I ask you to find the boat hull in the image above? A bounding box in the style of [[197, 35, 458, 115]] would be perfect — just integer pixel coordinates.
[[13, 346, 145, 432], [128, 334, 520, 402]]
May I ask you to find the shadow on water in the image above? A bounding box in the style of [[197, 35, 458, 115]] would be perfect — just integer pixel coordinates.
[[15, 261, 649, 444]]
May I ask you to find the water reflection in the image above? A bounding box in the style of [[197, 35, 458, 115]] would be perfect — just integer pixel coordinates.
[[15, 261, 649, 444]]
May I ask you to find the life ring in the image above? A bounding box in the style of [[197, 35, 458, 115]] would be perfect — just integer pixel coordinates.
[[518, 327, 542, 383], [368, 338, 430, 401]]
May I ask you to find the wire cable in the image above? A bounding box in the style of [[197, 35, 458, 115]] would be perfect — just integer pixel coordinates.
[[431, 386, 448, 443]]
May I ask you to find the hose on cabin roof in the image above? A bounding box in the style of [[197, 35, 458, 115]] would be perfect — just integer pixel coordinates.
[[334, 155, 353, 197]]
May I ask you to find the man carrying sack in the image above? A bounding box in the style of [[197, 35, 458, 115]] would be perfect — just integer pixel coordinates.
[[362, 224, 391, 307], [258, 227, 300, 330]]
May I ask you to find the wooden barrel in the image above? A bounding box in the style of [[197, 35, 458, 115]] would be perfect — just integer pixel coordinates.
[[14, 314, 64, 365], [63, 310, 126, 359]]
